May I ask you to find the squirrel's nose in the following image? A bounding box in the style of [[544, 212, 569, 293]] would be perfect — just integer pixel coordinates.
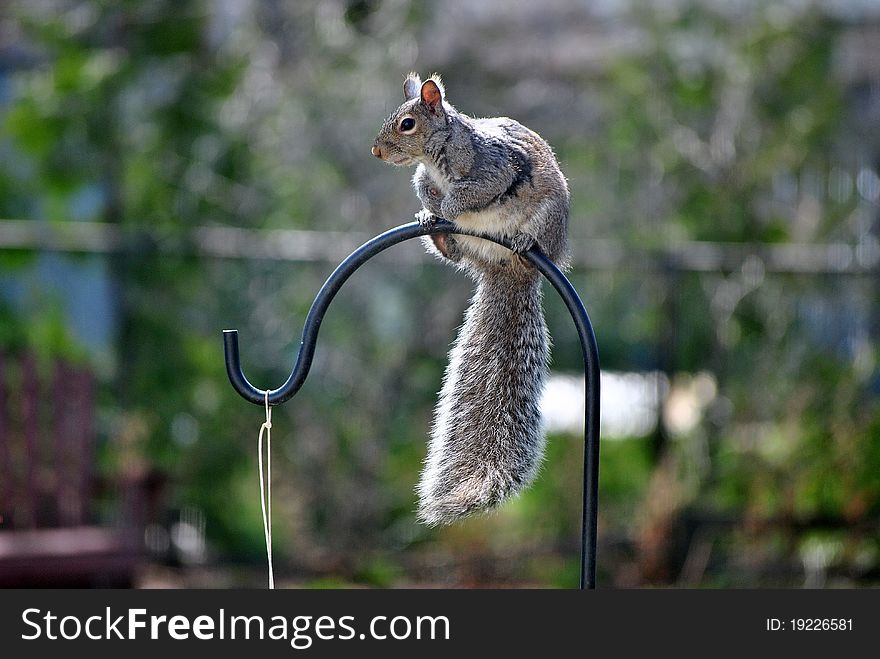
[[371, 144, 383, 159]]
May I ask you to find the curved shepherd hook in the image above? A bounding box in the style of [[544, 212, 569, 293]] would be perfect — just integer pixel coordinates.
[[223, 219, 601, 589]]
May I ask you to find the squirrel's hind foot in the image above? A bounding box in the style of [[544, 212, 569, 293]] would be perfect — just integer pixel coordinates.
[[508, 232, 537, 254], [429, 233, 460, 261]]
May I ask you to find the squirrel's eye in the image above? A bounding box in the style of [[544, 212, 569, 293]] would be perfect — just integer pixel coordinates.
[[399, 117, 416, 133]]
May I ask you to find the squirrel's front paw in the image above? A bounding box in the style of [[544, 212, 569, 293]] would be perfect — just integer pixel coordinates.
[[416, 209, 442, 229], [509, 233, 538, 254]]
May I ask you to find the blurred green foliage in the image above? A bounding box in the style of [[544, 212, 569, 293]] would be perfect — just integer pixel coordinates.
[[0, 0, 878, 587]]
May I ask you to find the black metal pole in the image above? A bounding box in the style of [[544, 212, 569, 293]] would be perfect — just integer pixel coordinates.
[[223, 219, 601, 588]]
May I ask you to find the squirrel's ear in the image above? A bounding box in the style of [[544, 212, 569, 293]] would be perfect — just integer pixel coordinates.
[[403, 72, 421, 100], [420, 77, 444, 114]]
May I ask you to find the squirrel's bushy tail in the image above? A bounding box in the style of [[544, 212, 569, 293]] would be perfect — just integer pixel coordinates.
[[417, 263, 549, 526]]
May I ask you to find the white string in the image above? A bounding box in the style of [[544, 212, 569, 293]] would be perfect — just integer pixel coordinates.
[[258, 390, 274, 589]]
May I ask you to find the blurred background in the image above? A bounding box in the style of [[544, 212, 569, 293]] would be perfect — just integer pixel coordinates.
[[0, 0, 878, 588]]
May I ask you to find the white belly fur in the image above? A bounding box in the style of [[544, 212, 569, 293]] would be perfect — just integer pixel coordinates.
[[420, 163, 521, 263], [453, 206, 520, 263]]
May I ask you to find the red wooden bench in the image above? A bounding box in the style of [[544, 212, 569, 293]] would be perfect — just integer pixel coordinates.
[[0, 353, 145, 586]]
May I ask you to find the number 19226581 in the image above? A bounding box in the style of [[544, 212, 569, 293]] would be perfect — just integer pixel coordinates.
[[766, 618, 853, 631]]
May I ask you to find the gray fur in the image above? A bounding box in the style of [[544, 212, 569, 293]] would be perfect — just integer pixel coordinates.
[[373, 73, 569, 525], [417, 262, 550, 525]]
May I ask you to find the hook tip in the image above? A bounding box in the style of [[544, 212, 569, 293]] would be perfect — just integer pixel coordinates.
[[223, 329, 241, 364]]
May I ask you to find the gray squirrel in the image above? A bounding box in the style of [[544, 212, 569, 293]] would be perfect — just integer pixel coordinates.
[[372, 73, 570, 525]]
